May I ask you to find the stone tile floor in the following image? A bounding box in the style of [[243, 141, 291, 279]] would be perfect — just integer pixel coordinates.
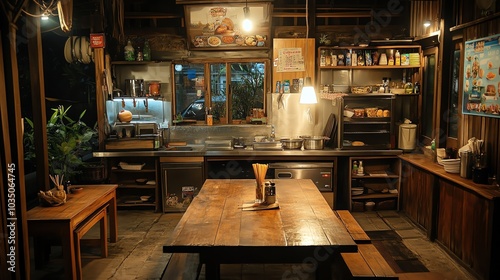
[[30, 210, 477, 280]]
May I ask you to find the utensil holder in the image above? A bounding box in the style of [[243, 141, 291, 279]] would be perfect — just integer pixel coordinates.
[[255, 182, 264, 203]]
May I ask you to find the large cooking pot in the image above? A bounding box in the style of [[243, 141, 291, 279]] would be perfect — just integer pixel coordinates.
[[281, 138, 303, 150], [302, 136, 327, 150], [125, 79, 144, 97]]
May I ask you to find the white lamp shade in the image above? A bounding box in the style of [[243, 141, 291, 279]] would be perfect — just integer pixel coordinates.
[[299, 77, 317, 104]]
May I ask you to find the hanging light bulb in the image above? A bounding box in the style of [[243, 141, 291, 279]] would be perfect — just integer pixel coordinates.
[[300, 77, 317, 104], [299, 0, 316, 104], [242, 0, 252, 32], [41, 11, 49, 20]]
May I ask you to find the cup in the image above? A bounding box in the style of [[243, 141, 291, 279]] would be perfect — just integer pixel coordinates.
[[255, 182, 264, 203]]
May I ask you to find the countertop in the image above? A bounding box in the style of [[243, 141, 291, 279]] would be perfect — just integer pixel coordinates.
[[93, 146, 403, 158], [399, 153, 500, 200]]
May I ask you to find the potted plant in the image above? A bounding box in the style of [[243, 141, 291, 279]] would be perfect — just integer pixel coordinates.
[[24, 105, 98, 184]]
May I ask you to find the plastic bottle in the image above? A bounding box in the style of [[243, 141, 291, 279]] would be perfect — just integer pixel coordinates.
[[124, 40, 135, 61], [358, 161, 364, 175], [352, 161, 358, 175], [388, 50, 394, 66], [136, 46, 144, 61], [143, 40, 151, 61], [405, 76, 414, 94], [395, 50, 401, 66]]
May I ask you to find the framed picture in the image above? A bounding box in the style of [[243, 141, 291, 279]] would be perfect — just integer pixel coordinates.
[[184, 3, 271, 50], [462, 34, 500, 118]]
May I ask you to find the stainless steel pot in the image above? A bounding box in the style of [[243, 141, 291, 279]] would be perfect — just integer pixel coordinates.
[[281, 138, 303, 149], [125, 79, 144, 97], [303, 136, 326, 150]]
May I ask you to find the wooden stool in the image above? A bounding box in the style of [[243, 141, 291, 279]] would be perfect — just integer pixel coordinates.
[[73, 206, 108, 280]]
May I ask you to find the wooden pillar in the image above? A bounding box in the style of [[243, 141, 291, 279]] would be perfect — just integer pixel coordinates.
[[0, 4, 31, 280], [93, 48, 106, 149], [26, 3, 49, 190]]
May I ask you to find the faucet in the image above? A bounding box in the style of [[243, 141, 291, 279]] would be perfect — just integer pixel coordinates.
[[270, 125, 276, 141]]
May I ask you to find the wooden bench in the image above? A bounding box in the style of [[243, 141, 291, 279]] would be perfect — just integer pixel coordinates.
[[73, 206, 108, 280], [334, 210, 397, 279], [336, 210, 371, 244], [340, 243, 398, 279], [161, 253, 201, 280]]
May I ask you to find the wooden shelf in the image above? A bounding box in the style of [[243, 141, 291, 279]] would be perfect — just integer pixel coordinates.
[[319, 65, 421, 69], [351, 193, 398, 200]]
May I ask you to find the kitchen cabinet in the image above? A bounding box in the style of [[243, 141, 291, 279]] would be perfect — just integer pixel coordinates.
[[111, 61, 171, 99], [107, 157, 160, 211], [348, 156, 401, 211], [400, 162, 436, 237], [160, 157, 204, 213], [333, 94, 395, 149]]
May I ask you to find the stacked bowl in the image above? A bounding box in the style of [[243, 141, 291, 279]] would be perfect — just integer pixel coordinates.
[[442, 159, 460, 173]]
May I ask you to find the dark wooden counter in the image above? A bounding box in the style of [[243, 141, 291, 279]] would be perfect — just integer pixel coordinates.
[[399, 154, 500, 200], [398, 154, 499, 280]]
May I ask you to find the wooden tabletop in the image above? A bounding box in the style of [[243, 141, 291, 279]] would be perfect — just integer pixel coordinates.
[[164, 179, 356, 256], [27, 184, 117, 228]]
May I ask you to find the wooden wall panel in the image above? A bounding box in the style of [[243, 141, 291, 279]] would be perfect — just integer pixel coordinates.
[[401, 163, 434, 234], [410, 1, 440, 37], [437, 179, 492, 280], [459, 18, 500, 182]]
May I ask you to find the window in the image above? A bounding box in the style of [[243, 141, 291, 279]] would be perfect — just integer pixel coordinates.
[[421, 47, 438, 143], [174, 60, 267, 124]]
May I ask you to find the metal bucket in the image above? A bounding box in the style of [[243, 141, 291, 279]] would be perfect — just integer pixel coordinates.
[[125, 79, 144, 97]]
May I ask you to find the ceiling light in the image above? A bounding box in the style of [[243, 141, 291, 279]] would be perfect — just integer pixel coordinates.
[[299, 0, 317, 105], [423, 20, 431, 28], [242, 2, 252, 32], [41, 11, 49, 20], [300, 77, 317, 104]]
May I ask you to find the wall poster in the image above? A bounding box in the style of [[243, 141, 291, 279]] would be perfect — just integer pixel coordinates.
[[462, 34, 500, 118], [276, 48, 305, 72], [184, 3, 271, 50]]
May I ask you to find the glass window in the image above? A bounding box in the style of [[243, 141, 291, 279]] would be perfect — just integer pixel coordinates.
[[422, 51, 436, 140], [174, 63, 205, 121], [174, 61, 266, 124], [447, 49, 460, 139]]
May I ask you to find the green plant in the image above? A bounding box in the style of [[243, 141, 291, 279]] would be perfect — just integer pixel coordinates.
[[231, 64, 264, 120], [24, 105, 97, 182]]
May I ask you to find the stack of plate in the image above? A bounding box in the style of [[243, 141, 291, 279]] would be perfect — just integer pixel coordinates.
[[442, 159, 460, 173], [351, 187, 364, 196], [64, 36, 94, 64]]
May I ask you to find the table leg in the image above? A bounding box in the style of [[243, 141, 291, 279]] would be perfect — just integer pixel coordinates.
[[61, 224, 77, 280], [315, 255, 333, 280], [108, 192, 118, 242], [204, 258, 220, 280]]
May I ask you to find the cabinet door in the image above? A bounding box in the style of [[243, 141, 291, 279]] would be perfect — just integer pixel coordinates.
[[340, 95, 395, 149], [437, 179, 492, 279], [400, 162, 435, 235]]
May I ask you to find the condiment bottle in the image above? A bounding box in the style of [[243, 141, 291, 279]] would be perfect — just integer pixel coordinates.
[[388, 50, 394, 66], [124, 40, 135, 61], [395, 50, 401, 66], [143, 40, 151, 61], [136, 46, 144, 61], [352, 161, 358, 175], [265, 182, 276, 204], [357, 161, 364, 175]]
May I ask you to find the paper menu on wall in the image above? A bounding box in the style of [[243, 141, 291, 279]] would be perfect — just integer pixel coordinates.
[[277, 48, 305, 72]]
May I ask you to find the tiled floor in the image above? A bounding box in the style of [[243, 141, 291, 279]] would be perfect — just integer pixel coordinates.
[[30, 210, 477, 280]]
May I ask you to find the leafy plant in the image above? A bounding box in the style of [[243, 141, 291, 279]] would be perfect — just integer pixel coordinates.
[[24, 105, 97, 182], [231, 64, 264, 120]]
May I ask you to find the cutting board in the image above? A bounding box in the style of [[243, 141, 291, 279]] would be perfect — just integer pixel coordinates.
[[168, 141, 187, 146]]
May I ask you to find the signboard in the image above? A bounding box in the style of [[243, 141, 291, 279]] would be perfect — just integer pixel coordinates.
[[462, 34, 500, 118], [90, 33, 105, 48], [277, 48, 305, 72], [184, 3, 271, 50]]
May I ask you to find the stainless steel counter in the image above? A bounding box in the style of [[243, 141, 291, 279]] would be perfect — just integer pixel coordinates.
[[93, 147, 402, 158]]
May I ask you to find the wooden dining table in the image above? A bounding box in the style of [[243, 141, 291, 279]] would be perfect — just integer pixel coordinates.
[[163, 179, 357, 279], [27, 184, 118, 279]]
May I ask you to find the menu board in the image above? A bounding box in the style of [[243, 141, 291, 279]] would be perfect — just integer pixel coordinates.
[[462, 34, 500, 118], [184, 3, 271, 50]]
